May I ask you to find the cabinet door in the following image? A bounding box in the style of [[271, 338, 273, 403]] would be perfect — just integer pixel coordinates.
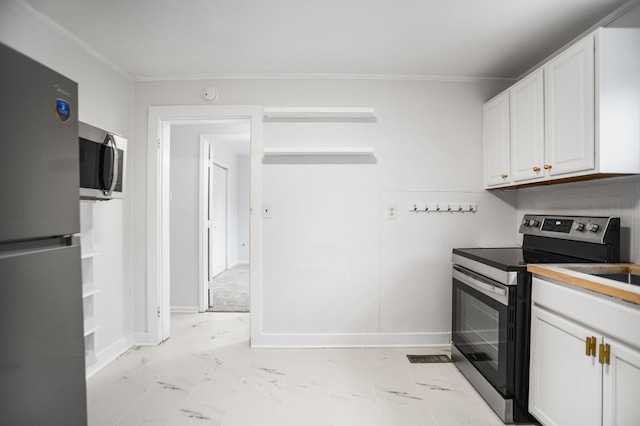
[[510, 69, 545, 183], [484, 91, 511, 187], [602, 338, 640, 426], [544, 33, 595, 177], [529, 305, 602, 426]]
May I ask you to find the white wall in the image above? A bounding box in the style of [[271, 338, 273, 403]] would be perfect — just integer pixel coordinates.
[[0, 0, 134, 370], [133, 78, 517, 346], [169, 125, 202, 311]]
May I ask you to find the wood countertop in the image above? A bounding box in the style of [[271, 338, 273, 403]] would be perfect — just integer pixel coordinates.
[[527, 263, 640, 305]]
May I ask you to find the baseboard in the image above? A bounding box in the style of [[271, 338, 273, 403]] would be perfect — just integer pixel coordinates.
[[85, 334, 133, 379], [132, 331, 153, 346], [171, 305, 199, 313], [236, 260, 249, 265], [249, 331, 451, 348]]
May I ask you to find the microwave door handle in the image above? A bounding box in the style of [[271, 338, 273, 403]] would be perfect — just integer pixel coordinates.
[[102, 134, 119, 197]]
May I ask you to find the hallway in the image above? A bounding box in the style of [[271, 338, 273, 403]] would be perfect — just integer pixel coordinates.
[[209, 264, 250, 312]]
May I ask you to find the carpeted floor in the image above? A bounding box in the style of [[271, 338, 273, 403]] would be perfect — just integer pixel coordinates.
[[208, 263, 249, 312]]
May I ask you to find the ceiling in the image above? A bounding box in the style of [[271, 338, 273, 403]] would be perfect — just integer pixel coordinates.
[[21, 0, 634, 81]]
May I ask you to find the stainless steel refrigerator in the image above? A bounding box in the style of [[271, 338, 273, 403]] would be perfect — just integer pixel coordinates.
[[0, 43, 88, 425]]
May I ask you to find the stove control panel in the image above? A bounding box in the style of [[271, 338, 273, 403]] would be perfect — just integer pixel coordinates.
[[519, 214, 619, 244]]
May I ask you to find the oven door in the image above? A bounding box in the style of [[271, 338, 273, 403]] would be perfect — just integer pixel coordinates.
[[452, 265, 514, 396]]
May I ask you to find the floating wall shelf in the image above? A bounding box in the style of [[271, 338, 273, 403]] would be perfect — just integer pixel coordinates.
[[264, 107, 374, 119], [264, 147, 374, 156]]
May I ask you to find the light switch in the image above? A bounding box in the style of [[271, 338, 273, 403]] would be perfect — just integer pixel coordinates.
[[262, 204, 272, 219]]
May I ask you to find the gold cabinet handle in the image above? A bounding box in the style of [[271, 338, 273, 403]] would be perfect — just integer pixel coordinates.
[[586, 336, 597, 356], [544, 164, 552, 170], [533, 167, 540, 172], [599, 343, 611, 365], [501, 173, 508, 179]]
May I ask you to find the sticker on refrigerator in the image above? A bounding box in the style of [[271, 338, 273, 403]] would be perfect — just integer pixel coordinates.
[[56, 99, 71, 122]]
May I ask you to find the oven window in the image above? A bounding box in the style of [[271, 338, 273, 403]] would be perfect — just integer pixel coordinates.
[[458, 291, 500, 370], [452, 277, 512, 395]]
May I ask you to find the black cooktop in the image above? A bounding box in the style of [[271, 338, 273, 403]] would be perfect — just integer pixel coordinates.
[[452, 247, 593, 271]]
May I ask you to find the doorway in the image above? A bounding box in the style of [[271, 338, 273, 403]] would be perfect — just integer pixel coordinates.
[[203, 135, 251, 313], [146, 105, 263, 346]]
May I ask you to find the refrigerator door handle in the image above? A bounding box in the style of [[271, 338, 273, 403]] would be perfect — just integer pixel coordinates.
[[102, 133, 119, 197]]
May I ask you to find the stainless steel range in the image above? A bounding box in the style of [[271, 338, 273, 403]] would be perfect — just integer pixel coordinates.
[[451, 214, 620, 424]]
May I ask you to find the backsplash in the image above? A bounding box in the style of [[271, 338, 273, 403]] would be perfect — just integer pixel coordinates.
[[517, 175, 640, 263]]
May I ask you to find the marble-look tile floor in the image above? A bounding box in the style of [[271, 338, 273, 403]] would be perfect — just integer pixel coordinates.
[[87, 312, 504, 426]]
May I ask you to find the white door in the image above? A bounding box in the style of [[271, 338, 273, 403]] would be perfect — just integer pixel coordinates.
[[544, 32, 595, 176], [483, 91, 511, 187], [211, 163, 228, 279], [529, 305, 602, 426], [602, 337, 640, 426], [510, 68, 545, 183]]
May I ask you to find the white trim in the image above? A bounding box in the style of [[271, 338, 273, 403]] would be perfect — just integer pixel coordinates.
[[133, 332, 153, 346], [198, 136, 209, 312], [147, 105, 263, 346], [135, 72, 516, 84], [170, 306, 200, 313], [85, 334, 133, 379], [15, 0, 134, 81], [236, 260, 250, 265], [250, 332, 451, 348]]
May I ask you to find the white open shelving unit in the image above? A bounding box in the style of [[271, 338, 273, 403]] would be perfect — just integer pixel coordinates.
[[263, 107, 376, 157], [263, 146, 374, 156], [80, 201, 101, 371], [263, 107, 374, 119]]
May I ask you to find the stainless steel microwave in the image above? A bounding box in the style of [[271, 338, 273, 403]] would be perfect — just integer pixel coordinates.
[[79, 121, 127, 200]]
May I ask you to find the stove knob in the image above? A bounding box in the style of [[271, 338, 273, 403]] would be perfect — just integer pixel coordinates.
[[528, 219, 540, 227], [586, 223, 600, 232], [522, 219, 530, 227], [573, 222, 585, 231]]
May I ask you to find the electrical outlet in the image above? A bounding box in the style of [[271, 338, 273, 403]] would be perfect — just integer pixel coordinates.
[[386, 205, 397, 220]]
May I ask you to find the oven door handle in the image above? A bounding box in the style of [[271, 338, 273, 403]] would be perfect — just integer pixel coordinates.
[[453, 266, 509, 305]]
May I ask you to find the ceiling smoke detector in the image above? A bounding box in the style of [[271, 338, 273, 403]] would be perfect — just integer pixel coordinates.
[[203, 87, 218, 101]]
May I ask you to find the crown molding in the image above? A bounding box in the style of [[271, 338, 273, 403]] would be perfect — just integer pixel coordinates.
[[134, 72, 515, 84]]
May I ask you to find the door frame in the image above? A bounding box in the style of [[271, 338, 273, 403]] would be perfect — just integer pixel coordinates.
[[147, 105, 263, 345]]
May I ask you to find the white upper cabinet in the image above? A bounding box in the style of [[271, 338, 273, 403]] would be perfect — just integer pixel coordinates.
[[483, 27, 640, 189], [545, 33, 596, 177], [484, 91, 511, 187], [510, 69, 545, 183]]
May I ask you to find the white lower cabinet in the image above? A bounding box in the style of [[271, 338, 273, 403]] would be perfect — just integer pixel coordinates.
[[602, 338, 640, 426], [529, 306, 603, 426], [529, 277, 640, 426]]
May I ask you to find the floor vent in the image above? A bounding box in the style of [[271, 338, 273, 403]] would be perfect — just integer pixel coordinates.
[[406, 354, 452, 364]]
